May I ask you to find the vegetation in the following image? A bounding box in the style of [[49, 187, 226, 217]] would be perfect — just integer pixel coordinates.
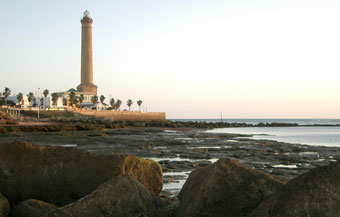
[[91, 95, 98, 104], [100, 95, 105, 103], [137, 100, 143, 112], [114, 99, 122, 111], [51, 93, 59, 107], [110, 98, 115, 108], [72, 97, 79, 106], [69, 92, 76, 106], [27, 92, 34, 108], [79, 94, 84, 103], [3, 87, 11, 105], [16, 93, 23, 105], [127, 99, 133, 111], [43, 89, 49, 108]]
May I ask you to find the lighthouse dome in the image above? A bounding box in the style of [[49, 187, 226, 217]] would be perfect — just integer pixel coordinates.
[[83, 10, 91, 18]]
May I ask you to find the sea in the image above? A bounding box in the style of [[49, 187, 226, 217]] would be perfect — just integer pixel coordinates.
[[171, 119, 340, 147]]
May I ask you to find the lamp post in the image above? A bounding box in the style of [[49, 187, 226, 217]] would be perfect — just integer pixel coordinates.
[[37, 87, 40, 120]]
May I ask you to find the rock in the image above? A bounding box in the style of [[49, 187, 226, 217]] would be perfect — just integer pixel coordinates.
[[0, 193, 9, 217], [5, 119, 17, 125], [0, 127, 7, 134], [44, 209, 73, 217], [8, 199, 58, 217], [0, 119, 6, 125], [153, 196, 177, 217], [248, 161, 340, 217], [177, 158, 285, 217], [0, 141, 162, 206], [0, 111, 6, 119], [46, 174, 156, 217]]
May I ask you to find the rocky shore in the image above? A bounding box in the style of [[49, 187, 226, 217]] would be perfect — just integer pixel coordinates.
[[1, 110, 340, 216], [0, 139, 338, 216]]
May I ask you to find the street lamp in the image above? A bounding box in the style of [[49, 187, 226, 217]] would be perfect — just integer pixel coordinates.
[[38, 87, 40, 120]]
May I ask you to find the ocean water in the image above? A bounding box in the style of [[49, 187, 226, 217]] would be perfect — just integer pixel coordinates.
[[207, 126, 340, 147], [171, 119, 340, 125]]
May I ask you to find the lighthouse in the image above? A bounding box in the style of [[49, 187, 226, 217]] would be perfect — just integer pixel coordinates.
[[77, 10, 97, 95]]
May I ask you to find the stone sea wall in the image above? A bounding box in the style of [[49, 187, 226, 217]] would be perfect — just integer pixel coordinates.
[[76, 111, 166, 122]]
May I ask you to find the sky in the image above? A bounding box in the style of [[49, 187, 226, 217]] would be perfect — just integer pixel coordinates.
[[1, 0, 340, 119]]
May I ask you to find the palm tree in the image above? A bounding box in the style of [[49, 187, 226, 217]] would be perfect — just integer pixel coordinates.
[[27, 92, 35, 108], [69, 92, 76, 107], [127, 99, 133, 111], [16, 93, 23, 106], [79, 94, 84, 103], [3, 87, 11, 105], [43, 89, 49, 108], [51, 93, 59, 108], [100, 95, 105, 103], [137, 100, 143, 112], [91, 95, 98, 105], [110, 98, 115, 108], [114, 99, 122, 111]]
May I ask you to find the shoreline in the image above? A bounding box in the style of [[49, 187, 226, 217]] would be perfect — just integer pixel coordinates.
[[1, 126, 339, 198]]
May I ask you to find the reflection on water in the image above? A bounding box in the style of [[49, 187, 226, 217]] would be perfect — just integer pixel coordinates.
[[272, 164, 297, 168], [162, 171, 191, 196], [207, 126, 340, 147]]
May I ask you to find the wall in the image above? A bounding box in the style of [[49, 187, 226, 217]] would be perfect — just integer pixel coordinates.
[[76, 110, 166, 122]]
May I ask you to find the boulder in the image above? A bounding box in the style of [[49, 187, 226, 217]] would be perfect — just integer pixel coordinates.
[[0, 193, 9, 217], [0, 141, 162, 206], [9, 199, 58, 217], [43, 209, 72, 217], [177, 158, 285, 217], [45, 174, 156, 217], [248, 161, 340, 217]]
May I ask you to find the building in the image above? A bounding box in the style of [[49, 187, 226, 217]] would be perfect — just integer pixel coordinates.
[[34, 96, 64, 109], [6, 95, 30, 107]]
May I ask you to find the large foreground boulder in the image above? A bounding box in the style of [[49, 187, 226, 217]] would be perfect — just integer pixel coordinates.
[[9, 199, 58, 217], [0, 193, 9, 217], [0, 141, 162, 206], [248, 161, 340, 217], [45, 174, 156, 217], [177, 158, 285, 217]]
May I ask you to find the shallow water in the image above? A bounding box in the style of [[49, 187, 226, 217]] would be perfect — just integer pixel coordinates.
[[172, 119, 340, 125], [207, 126, 340, 147]]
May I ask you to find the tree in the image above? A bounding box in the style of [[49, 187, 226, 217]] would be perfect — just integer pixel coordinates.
[[100, 95, 105, 103], [137, 100, 143, 112], [27, 92, 35, 108], [51, 93, 59, 108], [43, 89, 49, 108], [69, 92, 76, 106], [110, 98, 115, 108], [72, 97, 79, 106], [127, 99, 133, 111], [3, 87, 11, 105], [114, 99, 122, 111], [91, 95, 98, 104], [79, 94, 84, 103], [16, 93, 23, 106]]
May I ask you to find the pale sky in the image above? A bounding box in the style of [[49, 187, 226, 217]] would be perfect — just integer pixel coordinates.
[[1, 0, 340, 119]]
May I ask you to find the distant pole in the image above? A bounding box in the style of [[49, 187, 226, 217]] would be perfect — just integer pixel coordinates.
[[220, 112, 223, 123], [38, 88, 40, 120]]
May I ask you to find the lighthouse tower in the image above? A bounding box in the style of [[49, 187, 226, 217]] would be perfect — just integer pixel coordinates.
[[77, 10, 97, 95]]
